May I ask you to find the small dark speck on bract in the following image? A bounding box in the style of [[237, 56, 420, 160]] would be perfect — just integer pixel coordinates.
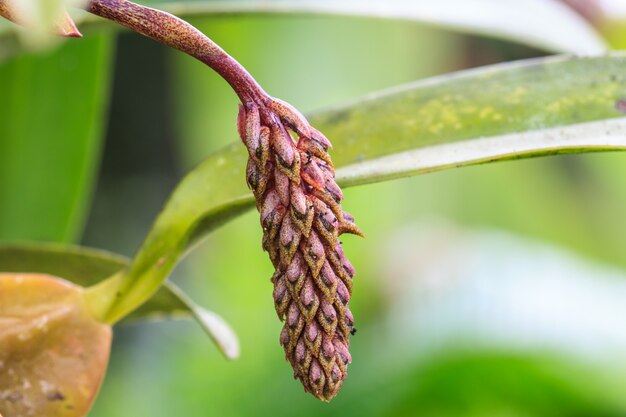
[[615, 99, 626, 113]]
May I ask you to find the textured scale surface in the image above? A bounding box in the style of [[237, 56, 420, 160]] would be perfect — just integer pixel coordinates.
[[237, 100, 361, 401]]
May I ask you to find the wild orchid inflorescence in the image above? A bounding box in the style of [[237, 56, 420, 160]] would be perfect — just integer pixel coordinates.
[[237, 99, 362, 401], [1, 0, 363, 402]]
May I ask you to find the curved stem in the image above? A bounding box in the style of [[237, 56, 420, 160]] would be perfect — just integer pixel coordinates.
[[84, 0, 275, 322], [86, 0, 268, 106]]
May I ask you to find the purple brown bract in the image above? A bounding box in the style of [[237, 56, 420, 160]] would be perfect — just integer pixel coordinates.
[[237, 99, 362, 401]]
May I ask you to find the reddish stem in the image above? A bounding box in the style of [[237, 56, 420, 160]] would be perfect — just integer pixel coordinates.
[[86, 0, 269, 107]]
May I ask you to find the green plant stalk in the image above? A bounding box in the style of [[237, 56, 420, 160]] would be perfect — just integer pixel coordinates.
[[83, 0, 281, 323]]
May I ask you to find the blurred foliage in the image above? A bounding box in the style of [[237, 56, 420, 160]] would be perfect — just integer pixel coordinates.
[[0, 34, 112, 242], [1, 0, 604, 55]]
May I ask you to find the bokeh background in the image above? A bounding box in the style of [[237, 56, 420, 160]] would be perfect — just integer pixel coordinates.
[[3, 1, 626, 416]]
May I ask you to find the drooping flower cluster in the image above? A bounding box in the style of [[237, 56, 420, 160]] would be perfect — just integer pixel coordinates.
[[237, 98, 361, 401]]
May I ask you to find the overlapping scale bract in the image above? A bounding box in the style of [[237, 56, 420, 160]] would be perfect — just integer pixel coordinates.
[[237, 99, 361, 401]]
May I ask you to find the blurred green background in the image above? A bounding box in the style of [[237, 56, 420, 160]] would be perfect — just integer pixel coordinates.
[[3, 2, 626, 416]]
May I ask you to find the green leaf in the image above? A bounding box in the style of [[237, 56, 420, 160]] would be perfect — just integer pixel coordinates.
[[0, 34, 112, 243], [0, 242, 127, 285], [0, 243, 240, 359], [317, 55, 626, 186], [156, 0, 607, 54], [0, 0, 606, 58], [88, 53, 626, 324]]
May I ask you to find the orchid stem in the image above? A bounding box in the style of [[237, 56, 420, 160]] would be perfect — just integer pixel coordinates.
[[86, 0, 268, 107]]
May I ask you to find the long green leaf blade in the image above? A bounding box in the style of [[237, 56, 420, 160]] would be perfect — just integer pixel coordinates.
[[0, 35, 112, 243], [0, 0, 606, 58], [90, 54, 626, 323], [315, 55, 626, 184], [149, 0, 607, 54], [0, 243, 240, 359]]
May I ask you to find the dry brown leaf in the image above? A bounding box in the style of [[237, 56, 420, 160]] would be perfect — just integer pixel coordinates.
[[0, 273, 111, 417]]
